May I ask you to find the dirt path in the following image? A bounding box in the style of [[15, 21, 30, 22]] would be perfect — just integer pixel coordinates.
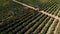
[[13, 0, 60, 21], [46, 19, 56, 34], [13, 0, 36, 10], [12, 0, 60, 34], [54, 21, 60, 34]]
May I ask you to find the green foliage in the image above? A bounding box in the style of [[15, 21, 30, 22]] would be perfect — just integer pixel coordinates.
[[48, 19, 59, 34], [58, 10, 60, 17], [0, 0, 34, 20], [0, 0, 9, 7], [0, 0, 60, 34], [39, 18, 54, 34]]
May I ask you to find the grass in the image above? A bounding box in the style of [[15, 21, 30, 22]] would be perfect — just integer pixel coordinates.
[[17, 0, 53, 8], [0, 0, 34, 20]]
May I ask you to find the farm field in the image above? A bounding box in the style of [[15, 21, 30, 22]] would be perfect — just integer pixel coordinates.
[[55, 23, 60, 34], [0, 0, 60, 34]]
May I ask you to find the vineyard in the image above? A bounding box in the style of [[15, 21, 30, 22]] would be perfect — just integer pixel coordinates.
[[0, 0, 60, 34]]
